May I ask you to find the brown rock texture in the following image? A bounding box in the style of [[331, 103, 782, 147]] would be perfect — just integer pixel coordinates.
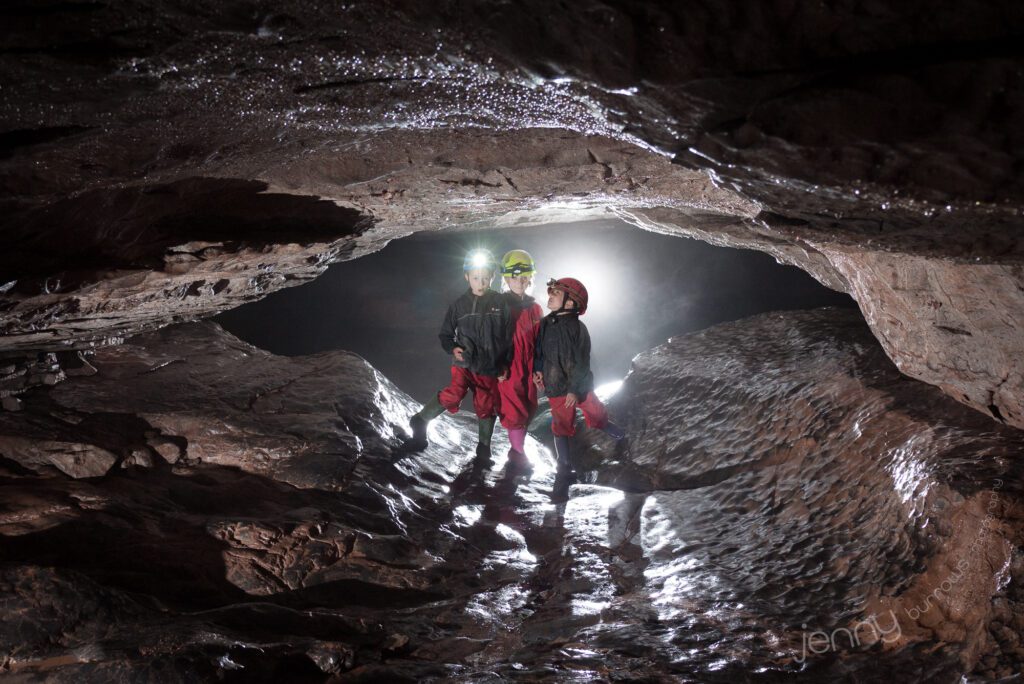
[[622, 207, 1024, 431], [0, 311, 1020, 681], [1, 1, 1023, 428], [3, 5, 1024, 681], [587, 307, 1024, 679]]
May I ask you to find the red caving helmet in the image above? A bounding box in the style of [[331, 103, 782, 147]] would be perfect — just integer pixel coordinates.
[[547, 277, 589, 315]]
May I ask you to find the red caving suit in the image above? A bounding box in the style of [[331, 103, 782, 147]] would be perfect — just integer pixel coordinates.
[[498, 293, 543, 429]]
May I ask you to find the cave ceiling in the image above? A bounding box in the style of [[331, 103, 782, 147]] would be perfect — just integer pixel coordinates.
[[1, 0, 1022, 428]]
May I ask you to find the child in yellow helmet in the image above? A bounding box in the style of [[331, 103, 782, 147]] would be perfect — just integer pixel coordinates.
[[498, 249, 544, 468]]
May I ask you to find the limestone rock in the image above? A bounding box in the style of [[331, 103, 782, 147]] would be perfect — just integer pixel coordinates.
[[587, 307, 1023, 676], [0, 437, 117, 479], [1, 1, 1022, 428], [144, 435, 181, 464], [0, 312, 1019, 679]]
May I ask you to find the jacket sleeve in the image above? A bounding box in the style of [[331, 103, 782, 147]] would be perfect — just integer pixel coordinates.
[[567, 322, 592, 396], [503, 300, 515, 368], [439, 302, 458, 354], [532, 319, 545, 374], [513, 307, 533, 369]]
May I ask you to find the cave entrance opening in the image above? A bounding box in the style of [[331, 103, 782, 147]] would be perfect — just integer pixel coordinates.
[[214, 219, 857, 401]]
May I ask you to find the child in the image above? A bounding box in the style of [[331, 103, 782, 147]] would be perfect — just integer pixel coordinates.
[[497, 249, 544, 467], [533, 277, 625, 480], [404, 249, 513, 460]]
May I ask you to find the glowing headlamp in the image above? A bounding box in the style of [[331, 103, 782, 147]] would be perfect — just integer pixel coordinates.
[[470, 251, 490, 268]]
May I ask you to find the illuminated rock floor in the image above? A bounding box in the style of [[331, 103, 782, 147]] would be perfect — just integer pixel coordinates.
[[1, 310, 1022, 682]]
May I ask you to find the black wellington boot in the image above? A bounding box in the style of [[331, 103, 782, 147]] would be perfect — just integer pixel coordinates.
[[603, 420, 626, 441], [475, 416, 496, 463], [506, 447, 533, 472], [401, 395, 445, 452], [406, 415, 427, 451], [553, 435, 576, 484]]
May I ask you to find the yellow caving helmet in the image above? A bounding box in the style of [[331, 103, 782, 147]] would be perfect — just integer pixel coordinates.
[[501, 249, 536, 277]]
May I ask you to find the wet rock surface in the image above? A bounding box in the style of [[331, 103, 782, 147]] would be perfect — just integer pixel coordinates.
[[0, 177, 371, 353], [0, 312, 1020, 681], [589, 307, 1024, 680], [1, 1, 1023, 427]]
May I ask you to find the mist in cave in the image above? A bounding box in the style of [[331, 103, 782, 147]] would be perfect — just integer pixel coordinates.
[[215, 220, 856, 399]]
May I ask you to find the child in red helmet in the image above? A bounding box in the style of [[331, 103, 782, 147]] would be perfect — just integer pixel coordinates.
[[403, 249, 513, 460], [533, 277, 625, 481], [497, 249, 544, 468]]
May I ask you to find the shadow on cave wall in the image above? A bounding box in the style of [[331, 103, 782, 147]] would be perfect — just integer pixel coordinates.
[[0, 178, 370, 294]]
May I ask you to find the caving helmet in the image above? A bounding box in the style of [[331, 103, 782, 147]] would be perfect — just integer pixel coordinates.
[[463, 248, 497, 273], [500, 249, 536, 278], [546, 277, 589, 315]]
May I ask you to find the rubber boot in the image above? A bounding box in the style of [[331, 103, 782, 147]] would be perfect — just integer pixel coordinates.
[[552, 435, 576, 496], [476, 415, 496, 462], [603, 421, 626, 441], [403, 395, 445, 452], [506, 425, 530, 470], [506, 447, 533, 472], [553, 435, 574, 478]]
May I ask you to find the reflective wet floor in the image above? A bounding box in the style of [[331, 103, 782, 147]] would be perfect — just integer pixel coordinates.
[[2, 313, 1020, 682]]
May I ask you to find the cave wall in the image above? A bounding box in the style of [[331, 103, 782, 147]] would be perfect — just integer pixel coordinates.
[[1, 0, 1023, 428], [1, 312, 1020, 679], [583, 308, 1024, 678]]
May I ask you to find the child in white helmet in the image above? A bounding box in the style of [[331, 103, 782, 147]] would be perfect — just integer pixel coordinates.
[[403, 249, 513, 460]]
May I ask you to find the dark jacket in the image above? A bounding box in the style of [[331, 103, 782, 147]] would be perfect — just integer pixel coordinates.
[[533, 312, 594, 397], [439, 289, 513, 376]]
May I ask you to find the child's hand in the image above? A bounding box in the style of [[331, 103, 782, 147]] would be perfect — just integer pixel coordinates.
[[453, 347, 465, 362], [497, 368, 508, 381], [564, 393, 579, 408], [532, 371, 544, 388]]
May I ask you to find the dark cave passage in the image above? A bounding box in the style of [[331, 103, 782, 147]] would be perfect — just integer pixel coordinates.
[[214, 220, 856, 400], [2, 0, 1024, 681]]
